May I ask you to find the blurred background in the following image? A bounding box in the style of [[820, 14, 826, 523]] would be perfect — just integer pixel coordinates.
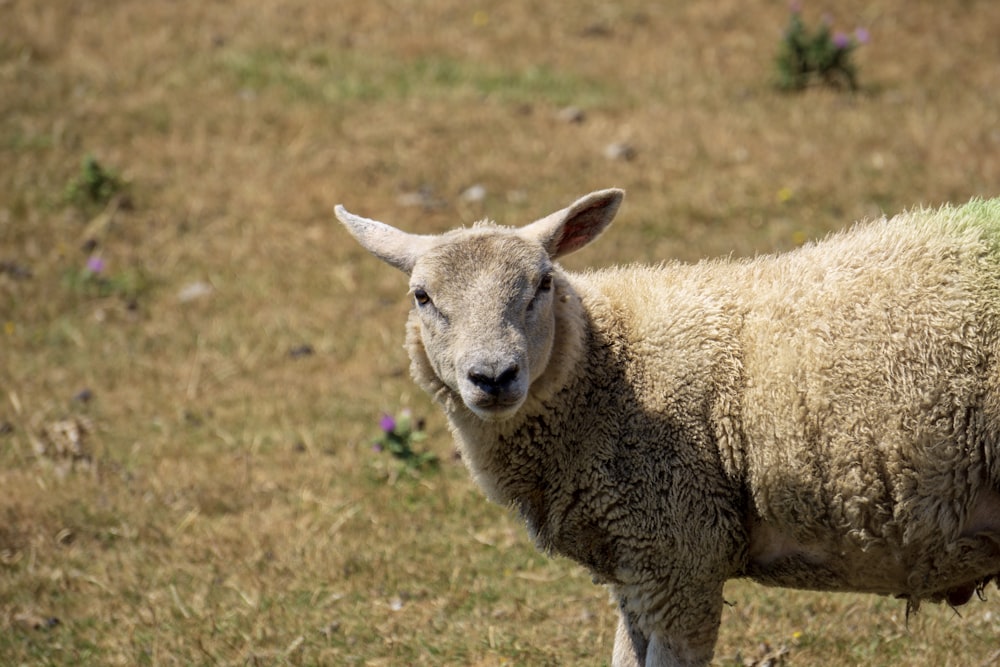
[[2, 1, 999, 664]]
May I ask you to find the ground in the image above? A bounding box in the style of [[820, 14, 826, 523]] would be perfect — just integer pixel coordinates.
[[2, 0, 1000, 664]]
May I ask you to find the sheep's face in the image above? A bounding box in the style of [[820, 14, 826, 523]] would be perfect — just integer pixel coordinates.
[[336, 188, 623, 421], [409, 234, 556, 421]]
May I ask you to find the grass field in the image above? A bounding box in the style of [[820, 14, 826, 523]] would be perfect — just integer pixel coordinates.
[[3, 1, 1000, 665]]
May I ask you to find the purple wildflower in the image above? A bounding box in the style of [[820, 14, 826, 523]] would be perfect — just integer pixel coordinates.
[[832, 31, 851, 49], [372, 442, 384, 453], [86, 256, 106, 274], [788, 0, 801, 13], [854, 27, 870, 44], [379, 414, 396, 434]]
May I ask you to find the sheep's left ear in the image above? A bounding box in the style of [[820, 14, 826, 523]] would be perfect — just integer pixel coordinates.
[[520, 188, 624, 259], [335, 205, 437, 275]]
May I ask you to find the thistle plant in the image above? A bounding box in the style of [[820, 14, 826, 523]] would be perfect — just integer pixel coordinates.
[[372, 409, 438, 469], [64, 255, 151, 304], [776, 4, 868, 91], [65, 155, 125, 209]]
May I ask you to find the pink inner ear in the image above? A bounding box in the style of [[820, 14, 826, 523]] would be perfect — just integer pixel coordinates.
[[553, 204, 613, 256], [557, 226, 599, 255]]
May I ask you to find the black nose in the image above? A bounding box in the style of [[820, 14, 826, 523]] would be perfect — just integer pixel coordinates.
[[468, 364, 520, 396]]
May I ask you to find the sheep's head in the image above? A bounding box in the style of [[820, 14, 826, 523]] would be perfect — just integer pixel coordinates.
[[337, 189, 624, 421]]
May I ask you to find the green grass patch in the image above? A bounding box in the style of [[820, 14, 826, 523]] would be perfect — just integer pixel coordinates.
[[219, 47, 616, 108]]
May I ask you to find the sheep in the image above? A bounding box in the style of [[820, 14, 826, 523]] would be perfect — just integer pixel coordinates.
[[336, 189, 1000, 667]]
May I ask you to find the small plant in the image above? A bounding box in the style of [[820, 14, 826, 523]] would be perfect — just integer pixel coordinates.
[[64, 255, 151, 304], [65, 155, 125, 208], [372, 409, 438, 470], [775, 4, 868, 91]]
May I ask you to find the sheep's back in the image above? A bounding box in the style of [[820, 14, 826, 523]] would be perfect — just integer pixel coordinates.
[[738, 199, 1000, 553]]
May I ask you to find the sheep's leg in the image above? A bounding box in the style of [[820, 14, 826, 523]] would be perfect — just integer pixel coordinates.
[[612, 609, 647, 667], [612, 591, 722, 667], [612, 622, 713, 667], [646, 633, 699, 667]]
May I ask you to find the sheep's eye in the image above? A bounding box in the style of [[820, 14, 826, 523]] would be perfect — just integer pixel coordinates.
[[413, 288, 431, 306], [527, 273, 553, 312]]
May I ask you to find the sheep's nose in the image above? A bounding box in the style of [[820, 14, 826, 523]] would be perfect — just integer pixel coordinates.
[[468, 363, 520, 396]]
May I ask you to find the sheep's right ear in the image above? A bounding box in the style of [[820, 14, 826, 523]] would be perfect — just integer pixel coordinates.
[[520, 188, 624, 259], [335, 206, 436, 274]]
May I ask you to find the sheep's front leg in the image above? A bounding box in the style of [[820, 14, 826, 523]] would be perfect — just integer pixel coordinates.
[[612, 588, 723, 667], [612, 609, 647, 667], [613, 619, 697, 667]]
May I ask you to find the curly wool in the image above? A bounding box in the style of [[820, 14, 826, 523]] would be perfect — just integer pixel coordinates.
[[342, 193, 1000, 666]]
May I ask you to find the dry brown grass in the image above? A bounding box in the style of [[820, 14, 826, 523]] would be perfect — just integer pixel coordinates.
[[2, 0, 1000, 665]]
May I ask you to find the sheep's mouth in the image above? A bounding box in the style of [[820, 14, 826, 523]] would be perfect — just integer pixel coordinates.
[[463, 393, 525, 421]]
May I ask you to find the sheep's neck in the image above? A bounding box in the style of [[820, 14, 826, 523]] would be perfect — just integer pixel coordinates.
[[443, 278, 596, 539]]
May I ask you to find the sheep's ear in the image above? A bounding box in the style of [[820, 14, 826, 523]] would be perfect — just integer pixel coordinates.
[[335, 205, 436, 274], [520, 188, 624, 259]]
